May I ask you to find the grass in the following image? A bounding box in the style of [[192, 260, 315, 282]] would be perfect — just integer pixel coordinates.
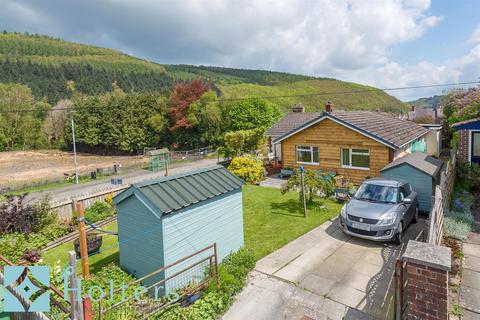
[[42, 221, 119, 275], [41, 185, 341, 273], [243, 185, 341, 259]]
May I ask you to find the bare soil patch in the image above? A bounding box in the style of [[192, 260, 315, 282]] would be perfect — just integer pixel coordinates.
[[0, 150, 147, 187]]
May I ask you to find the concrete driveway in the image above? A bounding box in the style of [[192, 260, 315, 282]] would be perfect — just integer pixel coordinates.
[[223, 218, 425, 320]]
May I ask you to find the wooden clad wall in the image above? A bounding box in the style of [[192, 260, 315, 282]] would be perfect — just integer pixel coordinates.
[[162, 190, 244, 293], [281, 118, 391, 184], [117, 196, 165, 289]]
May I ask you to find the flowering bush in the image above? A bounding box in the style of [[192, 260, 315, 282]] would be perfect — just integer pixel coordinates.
[[445, 86, 480, 124], [228, 156, 265, 184]]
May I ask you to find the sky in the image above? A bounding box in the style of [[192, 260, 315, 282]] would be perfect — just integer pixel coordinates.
[[0, 0, 479, 101]]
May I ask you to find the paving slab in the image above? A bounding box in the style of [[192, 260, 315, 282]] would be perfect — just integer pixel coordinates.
[[225, 218, 425, 320], [255, 220, 342, 275], [462, 310, 480, 320], [463, 269, 480, 290], [222, 271, 348, 320], [460, 285, 480, 314], [464, 255, 480, 273], [463, 243, 480, 258], [466, 232, 480, 245]]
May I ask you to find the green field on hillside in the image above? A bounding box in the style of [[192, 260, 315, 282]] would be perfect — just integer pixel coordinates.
[[0, 32, 407, 112]]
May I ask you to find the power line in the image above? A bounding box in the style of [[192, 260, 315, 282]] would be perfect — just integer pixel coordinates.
[[0, 80, 479, 114]]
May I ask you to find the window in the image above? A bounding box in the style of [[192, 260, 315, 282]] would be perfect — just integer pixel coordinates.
[[354, 183, 398, 204], [296, 145, 319, 164], [341, 148, 370, 169]]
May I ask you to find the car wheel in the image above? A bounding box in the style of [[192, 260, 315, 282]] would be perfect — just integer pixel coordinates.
[[412, 206, 419, 223], [394, 222, 403, 245]]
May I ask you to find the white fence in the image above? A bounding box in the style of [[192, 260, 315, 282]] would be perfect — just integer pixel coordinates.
[[51, 185, 129, 221], [428, 155, 456, 245]]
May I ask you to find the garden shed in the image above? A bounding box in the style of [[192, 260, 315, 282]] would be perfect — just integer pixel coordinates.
[[380, 152, 443, 213], [113, 165, 245, 294]]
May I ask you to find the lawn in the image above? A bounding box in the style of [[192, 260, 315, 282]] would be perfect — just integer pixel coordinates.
[[41, 185, 341, 272], [242, 185, 342, 259], [42, 221, 119, 275]]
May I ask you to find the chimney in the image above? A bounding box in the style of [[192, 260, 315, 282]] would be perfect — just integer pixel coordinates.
[[325, 101, 334, 113], [292, 103, 304, 113]]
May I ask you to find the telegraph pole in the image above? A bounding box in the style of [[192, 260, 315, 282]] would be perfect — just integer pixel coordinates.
[[70, 111, 79, 184]]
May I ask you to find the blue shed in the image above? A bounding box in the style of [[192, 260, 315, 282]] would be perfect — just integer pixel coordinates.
[[113, 165, 245, 294], [381, 152, 443, 213]]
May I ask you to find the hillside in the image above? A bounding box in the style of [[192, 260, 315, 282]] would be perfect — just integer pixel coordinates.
[[409, 95, 446, 109], [0, 32, 408, 112]]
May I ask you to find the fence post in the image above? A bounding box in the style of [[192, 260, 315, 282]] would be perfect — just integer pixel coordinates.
[[69, 251, 84, 320], [71, 198, 78, 217], [76, 202, 90, 279], [82, 297, 93, 320]]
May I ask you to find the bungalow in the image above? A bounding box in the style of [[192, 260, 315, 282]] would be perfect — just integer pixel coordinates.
[[452, 117, 480, 164], [266, 102, 430, 184]]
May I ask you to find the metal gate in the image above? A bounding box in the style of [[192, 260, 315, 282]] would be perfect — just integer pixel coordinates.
[[92, 243, 218, 320]]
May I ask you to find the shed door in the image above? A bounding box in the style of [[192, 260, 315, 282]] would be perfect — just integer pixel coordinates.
[[472, 132, 480, 164]]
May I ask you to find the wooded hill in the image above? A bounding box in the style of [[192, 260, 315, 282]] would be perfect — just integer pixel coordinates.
[[0, 32, 407, 113]]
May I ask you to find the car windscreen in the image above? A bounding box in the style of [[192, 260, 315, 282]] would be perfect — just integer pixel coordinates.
[[354, 183, 399, 203]]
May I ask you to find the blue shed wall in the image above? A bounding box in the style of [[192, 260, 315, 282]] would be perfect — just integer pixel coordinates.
[[117, 196, 165, 290], [161, 189, 244, 293], [381, 164, 433, 212]]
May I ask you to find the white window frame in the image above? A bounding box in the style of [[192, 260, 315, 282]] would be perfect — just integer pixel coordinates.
[[296, 145, 319, 165], [341, 148, 370, 170]]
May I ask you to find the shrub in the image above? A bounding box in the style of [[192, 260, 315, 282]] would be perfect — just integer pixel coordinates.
[[0, 233, 30, 263], [444, 190, 474, 240], [84, 201, 116, 223], [456, 162, 480, 191], [159, 248, 255, 320], [83, 264, 139, 309], [281, 169, 334, 203], [21, 249, 42, 263], [0, 194, 41, 235], [228, 156, 265, 183]]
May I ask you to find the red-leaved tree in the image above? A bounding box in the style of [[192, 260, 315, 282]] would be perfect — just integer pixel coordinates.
[[169, 79, 209, 131]]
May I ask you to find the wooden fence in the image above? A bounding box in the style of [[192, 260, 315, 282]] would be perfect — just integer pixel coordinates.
[[427, 154, 457, 245], [50, 185, 129, 221]]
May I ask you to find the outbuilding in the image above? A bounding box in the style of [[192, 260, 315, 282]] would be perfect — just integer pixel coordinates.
[[113, 165, 245, 293], [380, 152, 443, 213]]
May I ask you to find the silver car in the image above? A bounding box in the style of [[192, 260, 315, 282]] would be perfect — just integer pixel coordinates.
[[339, 178, 419, 244]]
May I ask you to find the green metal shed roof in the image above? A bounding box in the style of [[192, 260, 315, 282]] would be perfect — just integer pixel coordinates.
[[114, 165, 245, 215]]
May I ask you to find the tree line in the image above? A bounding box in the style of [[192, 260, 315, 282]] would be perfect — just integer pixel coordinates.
[[0, 80, 282, 154]]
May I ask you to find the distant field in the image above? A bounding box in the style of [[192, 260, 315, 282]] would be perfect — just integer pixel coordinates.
[[0, 150, 147, 188], [220, 79, 408, 113]]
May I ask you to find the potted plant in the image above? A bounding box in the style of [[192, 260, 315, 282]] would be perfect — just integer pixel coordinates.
[[74, 233, 103, 259], [279, 167, 295, 178]]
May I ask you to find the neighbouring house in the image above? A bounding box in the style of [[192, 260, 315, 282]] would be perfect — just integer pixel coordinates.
[[452, 117, 480, 164], [408, 105, 444, 122], [266, 102, 430, 184], [381, 152, 443, 213], [113, 165, 245, 294], [420, 123, 443, 157]]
